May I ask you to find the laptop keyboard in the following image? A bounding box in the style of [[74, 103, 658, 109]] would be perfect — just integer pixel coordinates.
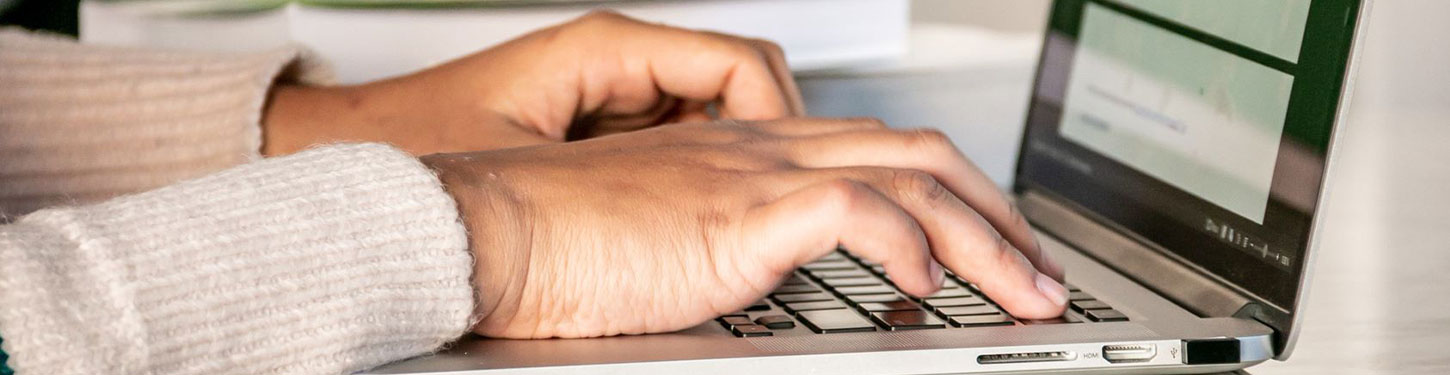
[[716, 250, 1129, 337]]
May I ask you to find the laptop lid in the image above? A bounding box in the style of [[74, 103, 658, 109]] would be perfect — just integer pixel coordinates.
[[1013, 0, 1367, 358]]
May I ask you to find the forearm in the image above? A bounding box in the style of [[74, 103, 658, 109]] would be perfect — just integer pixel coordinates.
[[261, 75, 542, 157], [0, 28, 328, 219], [0, 144, 475, 375]]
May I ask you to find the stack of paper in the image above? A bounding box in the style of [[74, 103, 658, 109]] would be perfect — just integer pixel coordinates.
[[81, 0, 909, 84]]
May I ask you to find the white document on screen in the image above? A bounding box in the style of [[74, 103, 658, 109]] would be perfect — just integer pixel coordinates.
[[1058, 4, 1296, 224]]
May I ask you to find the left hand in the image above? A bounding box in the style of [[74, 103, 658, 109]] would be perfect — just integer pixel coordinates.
[[261, 10, 804, 156]]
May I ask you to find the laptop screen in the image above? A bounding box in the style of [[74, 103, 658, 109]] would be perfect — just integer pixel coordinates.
[[1016, 0, 1362, 309]]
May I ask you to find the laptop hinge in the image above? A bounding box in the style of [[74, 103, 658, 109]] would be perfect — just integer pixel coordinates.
[[1018, 190, 1263, 320]]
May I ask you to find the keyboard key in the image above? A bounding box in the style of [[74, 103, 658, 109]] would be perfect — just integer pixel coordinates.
[[914, 288, 973, 300], [773, 284, 821, 295], [868, 265, 887, 275], [855, 300, 921, 313], [802, 260, 856, 272], [935, 305, 1002, 317], [809, 269, 873, 279], [818, 252, 848, 262], [833, 285, 897, 295], [732, 324, 773, 337], [1070, 299, 1112, 313], [755, 315, 796, 329], [871, 310, 947, 331], [782, 275, 810, 286], [784, 301, 847, 315], [821, 277, 882, 288], [923, 296, 986, 310], [1022, 315, 1081, 325], [772, 292, 833, 304], [717, 316, 753, 330], [1085, 309, 1129, 322], [798, 309, 877, 333], [844, 294, 904, 305], [1064, 283, 1081, 292], [1068, 291, 1095, 301], [745, 300, 771, 311], [948, 314, 1016, 327]]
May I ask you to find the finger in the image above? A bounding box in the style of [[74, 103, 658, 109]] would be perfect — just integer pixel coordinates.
[[744, 117, 888, 137], [590, 15, 792, 120], [580, 97, 671, 136], [786, 128, 1064, 281], [662, 100, 712, 125], [476, 123, 556, 149], [698, 31, 804, 119], [773, 167, 1068, 318], [742, 180, 943, 297], [669, 111, 714, 125], [747, 37, 807, 116]]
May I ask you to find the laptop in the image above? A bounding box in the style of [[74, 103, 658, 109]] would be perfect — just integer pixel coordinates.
[[368, 0, 1371, 373]]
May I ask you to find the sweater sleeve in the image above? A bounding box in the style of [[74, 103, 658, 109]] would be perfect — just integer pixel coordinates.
[[0, 143, 476, 375], [0, 27, 332, 220]]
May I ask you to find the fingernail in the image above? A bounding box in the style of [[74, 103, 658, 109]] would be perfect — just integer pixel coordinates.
[[1035, 272, 1069, 307], [929, 260, 945, 288]]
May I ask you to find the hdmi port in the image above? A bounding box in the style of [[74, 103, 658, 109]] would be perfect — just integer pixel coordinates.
[[1103, 344, 1157, 363]]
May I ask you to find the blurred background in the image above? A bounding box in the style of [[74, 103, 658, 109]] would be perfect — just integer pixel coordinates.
[[3, 0, 1446, 373]]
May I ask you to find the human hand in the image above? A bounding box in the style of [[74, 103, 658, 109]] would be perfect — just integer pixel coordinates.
[[262, 11, 803, 156], [421, 118, 1067, 338]]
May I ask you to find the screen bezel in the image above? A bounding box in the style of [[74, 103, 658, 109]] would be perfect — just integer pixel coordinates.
[[1013, 0, 1362, 309]]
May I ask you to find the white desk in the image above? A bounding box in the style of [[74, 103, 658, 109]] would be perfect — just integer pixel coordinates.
[[799, 2, 1450, 373]]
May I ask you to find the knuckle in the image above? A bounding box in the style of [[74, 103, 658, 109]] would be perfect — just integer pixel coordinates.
[[692, 121, 768, 145], [729, 41, 770, 63], [730, 123, 773, 144], [578, 9, 626, 23], [566, 10, 632, 32], [993, 233, 1015, 259], [699, 33, 769, 64], [818, 179, 867, 214], [846, 117, 888, 129], [721, 118, 763, 131], [892, 169, 948, 206], [705, 147, 782, 172], [989, 233, 1028, 274], [905, 128, 955, 153], [753, 38, 786, 56], [1009, 203, 1029, 227]]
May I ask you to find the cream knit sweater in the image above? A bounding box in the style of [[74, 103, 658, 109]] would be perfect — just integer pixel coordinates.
[[0, 29, 476, 375]]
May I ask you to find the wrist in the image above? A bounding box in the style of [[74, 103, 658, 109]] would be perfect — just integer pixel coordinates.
[[260, 84, 343, 156], [261, 80, 517, 156], [420, 152, 536, 336]]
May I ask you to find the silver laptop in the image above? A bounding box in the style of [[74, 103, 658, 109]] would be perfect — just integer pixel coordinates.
[[368, 0, 1371, 373]]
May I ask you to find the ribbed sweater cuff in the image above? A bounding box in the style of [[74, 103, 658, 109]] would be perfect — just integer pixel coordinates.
[[0, 143, 474, 375], [0, 27, 333, 218]]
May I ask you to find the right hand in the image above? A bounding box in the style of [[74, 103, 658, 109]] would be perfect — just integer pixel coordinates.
[[422, 118, 1067, 339]]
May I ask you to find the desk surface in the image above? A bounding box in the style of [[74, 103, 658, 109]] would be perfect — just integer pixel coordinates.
[[798, 2, 1450, 373]]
